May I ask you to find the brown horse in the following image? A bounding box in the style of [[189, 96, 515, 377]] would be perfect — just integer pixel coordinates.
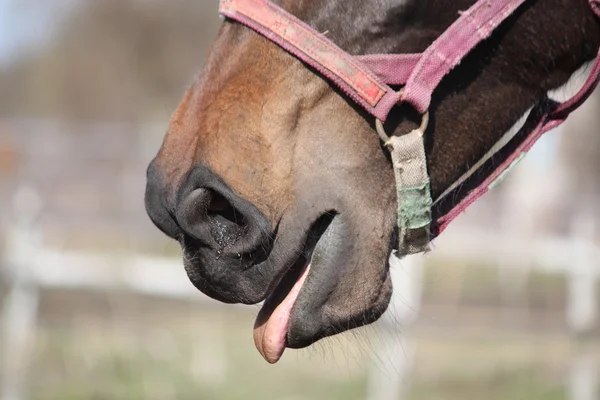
[[145, 0, 600, 363]]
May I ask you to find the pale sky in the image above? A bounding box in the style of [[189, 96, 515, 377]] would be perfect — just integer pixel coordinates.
[[0, 0, 74, 65]]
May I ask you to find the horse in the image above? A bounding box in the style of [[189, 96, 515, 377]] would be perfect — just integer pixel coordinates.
[[145, 0, 600, 363]]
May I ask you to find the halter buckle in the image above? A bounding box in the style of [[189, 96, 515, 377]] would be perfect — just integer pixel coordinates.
[[376, 109, 432, 258]]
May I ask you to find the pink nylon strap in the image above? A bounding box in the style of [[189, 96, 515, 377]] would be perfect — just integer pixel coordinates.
[[219, 0, 401, 121], [220, 0, 530, 119], [358, 0, 529, 112], [400, 0, 529, 113], [356, 54, 421, 86]]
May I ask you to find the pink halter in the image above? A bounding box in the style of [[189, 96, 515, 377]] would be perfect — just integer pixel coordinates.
[[219, 0, 600, 252]]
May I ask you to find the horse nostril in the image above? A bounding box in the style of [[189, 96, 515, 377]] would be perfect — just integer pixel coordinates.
[[176, 187, 249, 249], [174, 165, 272, 258], [208, 193, 230, 213], [207, 192, 246, 227]]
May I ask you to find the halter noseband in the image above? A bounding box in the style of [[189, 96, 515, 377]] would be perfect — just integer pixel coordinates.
[[219, 0, 600, 257]]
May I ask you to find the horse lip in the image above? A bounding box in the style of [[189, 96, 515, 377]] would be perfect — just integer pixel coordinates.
[[262, 253, 310, 307], [285, 212, 352, 349], [260, 213, 334, 308], [252, 213, 336, 362]]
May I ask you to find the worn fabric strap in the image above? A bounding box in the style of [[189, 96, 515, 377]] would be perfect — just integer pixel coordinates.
[[219, 0, 402, 121], [401, 0, 529, 113], [358, 0, 530, 112], [357, 54, 421, 86], [433, 0, 600, 235], [220, 0, 531, 121], [386, 131, 433, 256]]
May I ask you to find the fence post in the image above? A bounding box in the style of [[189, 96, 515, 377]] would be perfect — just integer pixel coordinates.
[[497, 162, 536, 310], [569, 353, 597, 400], [566, 211, 598, 400], [1, 185, 43, 400], [367, 253, 423, 400], [567, 212, 597, 335]]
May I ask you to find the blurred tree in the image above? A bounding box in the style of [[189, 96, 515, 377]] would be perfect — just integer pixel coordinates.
[[0, 0, 221, 122]]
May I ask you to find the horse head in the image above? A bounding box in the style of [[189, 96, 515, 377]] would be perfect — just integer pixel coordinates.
[[145, 0, 600, 363]]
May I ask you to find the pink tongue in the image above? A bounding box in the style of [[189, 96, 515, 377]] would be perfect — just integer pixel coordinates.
[[253, 266, 310, 364]]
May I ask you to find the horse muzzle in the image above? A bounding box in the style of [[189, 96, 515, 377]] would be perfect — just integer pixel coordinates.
[[145, 161, 275, 304]]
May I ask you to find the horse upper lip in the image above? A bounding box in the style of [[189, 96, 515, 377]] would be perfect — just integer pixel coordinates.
[[261, 213, 335, 298], [261, 214, 332, 304]]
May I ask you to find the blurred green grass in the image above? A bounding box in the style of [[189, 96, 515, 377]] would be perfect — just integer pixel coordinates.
[[2, 258, 598, 400], [28, 312, 598, 400]]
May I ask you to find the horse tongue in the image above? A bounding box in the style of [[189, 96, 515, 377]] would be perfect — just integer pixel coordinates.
[[253, 266, 310, 364]]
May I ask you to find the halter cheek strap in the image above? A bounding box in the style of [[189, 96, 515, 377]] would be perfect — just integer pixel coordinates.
[[219, 0, 600, 257]]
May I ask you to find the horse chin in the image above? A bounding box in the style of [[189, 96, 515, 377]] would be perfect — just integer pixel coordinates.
[[253, 213, 393, 363]]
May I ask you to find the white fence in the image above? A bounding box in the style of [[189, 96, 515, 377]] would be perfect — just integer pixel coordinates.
[[1, 185, 598, 400]]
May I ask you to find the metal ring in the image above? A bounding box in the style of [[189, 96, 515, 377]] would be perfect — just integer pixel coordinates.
[[376, 110, 430, 145], [419, 110, 430, 134], [376, 119, 391, 144]]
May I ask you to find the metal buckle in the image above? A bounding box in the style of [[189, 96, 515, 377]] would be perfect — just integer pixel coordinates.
[[375, 107, 432, 257]]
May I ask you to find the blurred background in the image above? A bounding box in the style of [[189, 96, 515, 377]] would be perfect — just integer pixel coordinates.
[[0, 1, 598, 399]]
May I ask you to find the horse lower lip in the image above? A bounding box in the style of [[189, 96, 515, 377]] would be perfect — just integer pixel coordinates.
[[252, 213, 335, 363]]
